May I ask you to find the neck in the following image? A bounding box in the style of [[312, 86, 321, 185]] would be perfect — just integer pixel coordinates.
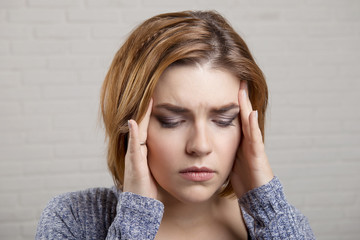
[[157, 187, 222, 228]]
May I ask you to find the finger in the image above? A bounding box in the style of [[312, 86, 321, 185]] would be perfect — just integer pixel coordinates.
[[138, 99, 153, 145], [242, 81, 253, 111], [238, 82, 252, 139], [249, 110, 263, 144], [127, 119, 141, 157]]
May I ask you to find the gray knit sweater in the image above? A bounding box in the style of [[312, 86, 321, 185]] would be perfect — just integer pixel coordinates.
[[36, 177, 315, 239]]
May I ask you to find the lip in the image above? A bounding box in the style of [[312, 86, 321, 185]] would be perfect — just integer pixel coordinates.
[[179, 167, 215, 182]]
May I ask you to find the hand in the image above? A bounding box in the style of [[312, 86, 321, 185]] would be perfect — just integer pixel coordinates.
[[123, 99, 158, 199], [230, 82, 274, 198]]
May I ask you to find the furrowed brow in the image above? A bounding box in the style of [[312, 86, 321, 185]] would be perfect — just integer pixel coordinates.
[[211, 103, 239, 114], [155, 104, 190, 113]]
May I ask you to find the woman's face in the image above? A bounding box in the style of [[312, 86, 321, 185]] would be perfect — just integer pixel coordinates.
[[147, 64, 241, 203]]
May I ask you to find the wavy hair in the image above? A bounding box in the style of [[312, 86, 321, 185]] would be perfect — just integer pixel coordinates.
[[100, 10, 268, 197]]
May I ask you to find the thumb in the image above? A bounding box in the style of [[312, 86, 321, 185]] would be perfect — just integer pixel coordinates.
[[127, 119, 142, 161]]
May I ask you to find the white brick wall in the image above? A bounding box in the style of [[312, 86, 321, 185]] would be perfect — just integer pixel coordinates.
[[0, 0, 359, 239]]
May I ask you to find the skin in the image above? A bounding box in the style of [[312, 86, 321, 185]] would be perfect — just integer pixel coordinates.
[[123, 64, 274, 239]]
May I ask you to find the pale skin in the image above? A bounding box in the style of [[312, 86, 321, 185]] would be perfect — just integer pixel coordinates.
[[124, 64, 274, 239]]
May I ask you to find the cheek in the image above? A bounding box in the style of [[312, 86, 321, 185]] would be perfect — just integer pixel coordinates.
[[214, 126, 241, 165], [146, 119, 181, 172]]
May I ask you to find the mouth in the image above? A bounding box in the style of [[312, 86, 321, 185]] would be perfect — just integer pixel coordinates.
[[179, 167, 215, 182]]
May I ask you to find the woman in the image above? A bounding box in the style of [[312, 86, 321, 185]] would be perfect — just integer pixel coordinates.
[[36, 10, 315, 239]]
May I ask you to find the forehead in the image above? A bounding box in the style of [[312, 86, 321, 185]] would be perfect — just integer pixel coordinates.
[[153, 64, 240, 107]]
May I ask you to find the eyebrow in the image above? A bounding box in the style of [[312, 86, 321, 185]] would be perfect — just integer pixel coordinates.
[[154, 103, 239, 114], [211, 103, 239, 114]]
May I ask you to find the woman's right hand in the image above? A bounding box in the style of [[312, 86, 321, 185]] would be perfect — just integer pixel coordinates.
[[123, 99, 158, 199]]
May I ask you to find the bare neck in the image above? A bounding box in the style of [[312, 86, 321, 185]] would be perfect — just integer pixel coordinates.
[[155, 188, 248, 240]]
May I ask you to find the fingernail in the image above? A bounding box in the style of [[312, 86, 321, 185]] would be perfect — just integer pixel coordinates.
[[254, 110, 258, 119], [242, 89, 247, 98], [127, 120, 131, 130]]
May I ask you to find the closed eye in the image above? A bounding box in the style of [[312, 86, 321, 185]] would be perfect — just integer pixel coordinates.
[[212, 115, 237, 128], [156, 116, 185, 128]]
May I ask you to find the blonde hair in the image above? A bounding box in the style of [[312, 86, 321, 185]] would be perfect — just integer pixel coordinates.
[[100, 10, 268, 197]]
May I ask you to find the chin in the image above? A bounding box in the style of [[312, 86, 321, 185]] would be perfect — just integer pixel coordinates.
[[161, 184, 221, 204]]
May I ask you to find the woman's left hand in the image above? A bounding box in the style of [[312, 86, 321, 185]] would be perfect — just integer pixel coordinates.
[[230, 81, 274, 199]]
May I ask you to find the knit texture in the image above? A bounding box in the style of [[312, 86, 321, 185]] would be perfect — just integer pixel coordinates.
[[36, 177, 315, 239]]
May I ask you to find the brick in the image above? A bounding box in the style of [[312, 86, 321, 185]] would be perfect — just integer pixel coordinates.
[[67, 10, 120, 23], [79, 70, 107, 84], [23, 100, 97, 115], [41, 85, 99, 100], [70, 40, 118, 54], [53, 114, 97, 130], [0, 176, 45, 192], [268, 134, 360, 149], [0, 193, 18, 208], [0, 72, 21, 87], [19, 191, 53, 207], [272, 92, 342, 106], [54, 143, 103, 157], [11, 40, 69, 55], [0, 0, 26, 8], [344, 120, 360, 133], [305, 207, 346, 221], [335, 7, 360, 21], [306, 23, 360, 38], [0, 102, 21, 115], [285, 175, 359, 194], [0, 10, 6, 22], [344, 205, 360, 219], [341, 147, 360, 161], [274, 162, 356, 182], [43, 172, 111, 190], [142, 0, 199, 7], [47, 56, 106, 70], [86, 0, 139, 8], [35, 25, 89, 39], [0, 144, 53, 162], [270, 105, 356, 122], [91, 24, 130, 39], [267, 147, 343, 165], [0, 116, 52, 132], [25, 130, 80, 143], [0, 132, 26, 145], [282, 7, 335, 22], [0, 208, 35, 222], [0, 223, 20, 238], [0, 24, 31, 39], [0, 56, 47, 70], [260, 53, 310, 67], [20, 221, 38, 239], [28, 0, 82, 8], [121, 9, 166, 25], [304, 192, 356, 207], [245, 0, 305, 7], [8, 10, 65, 23], [80, 157, 108, 172], [307, 0, 359, 7], [0, 86, 41, 101], [23, 159, 81, 175], [0, 40, 10, 54], [23, 71, 78, 85], [339, 37, 360, 54], [79, 129, 105, 144]]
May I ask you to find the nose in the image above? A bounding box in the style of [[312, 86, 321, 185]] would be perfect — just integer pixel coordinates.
[[185, 122, 212, 157]]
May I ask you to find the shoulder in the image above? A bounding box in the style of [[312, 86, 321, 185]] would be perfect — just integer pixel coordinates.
[[46, 187, 119, 219], [54, 186, 119, 207], [36, 187, 119, 239]]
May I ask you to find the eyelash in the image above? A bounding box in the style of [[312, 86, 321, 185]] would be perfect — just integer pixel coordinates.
[[213, 118, 236, 127], [157, 117, 236, 129], [159, 120, 182, 128]]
